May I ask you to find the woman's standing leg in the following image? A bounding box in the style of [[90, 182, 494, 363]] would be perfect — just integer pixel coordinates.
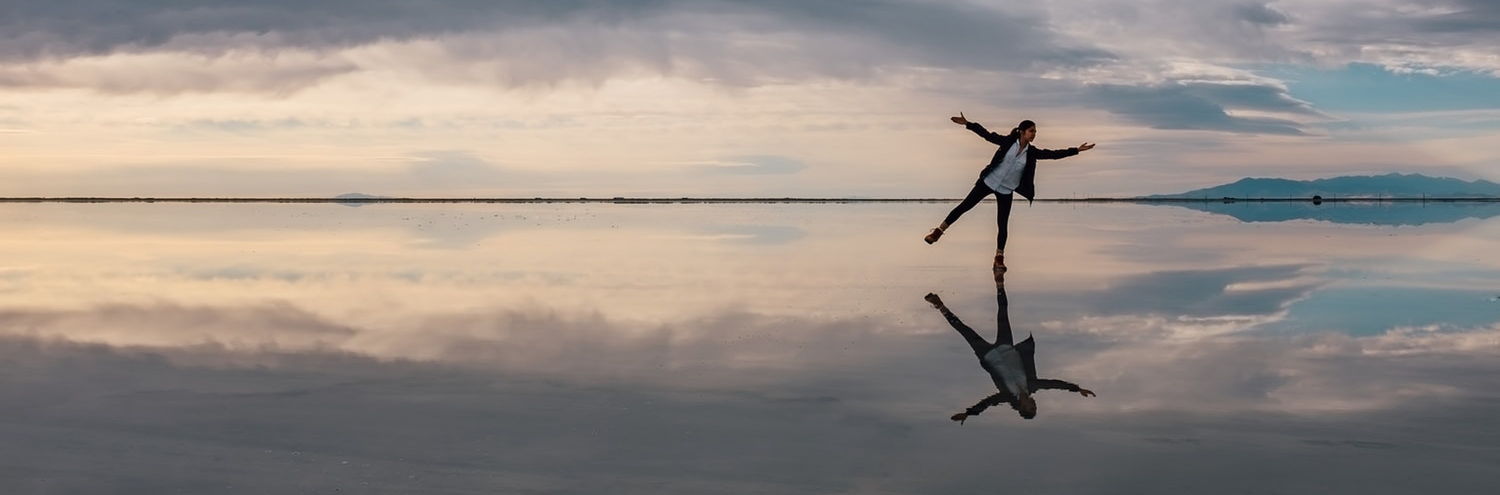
[[994, 285, 1015, 346], [926, 183, 995, 244], [992, 192, 1015, 272]]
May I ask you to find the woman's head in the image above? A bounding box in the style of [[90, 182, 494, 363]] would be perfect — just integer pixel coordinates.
[[1010, 395, 1038, 419], [1011, 120, 1037, 144]]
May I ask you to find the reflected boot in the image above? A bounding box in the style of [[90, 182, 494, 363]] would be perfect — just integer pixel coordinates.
[[993, 254, 1007, 273], [924, 293, 944, 308], [924, 228, 944, 244]]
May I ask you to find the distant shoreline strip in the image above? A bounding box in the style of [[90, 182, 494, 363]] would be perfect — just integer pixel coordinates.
[[2, 197, 1498, 204]]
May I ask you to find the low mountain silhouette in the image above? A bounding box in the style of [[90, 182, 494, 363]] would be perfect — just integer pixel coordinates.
[[335, 192, 388, 200], [1146, 173, 1500, 199], [333, 192, 390, 207]]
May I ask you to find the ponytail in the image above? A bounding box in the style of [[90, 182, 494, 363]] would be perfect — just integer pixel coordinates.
[[1009, 120, 1036, 138]]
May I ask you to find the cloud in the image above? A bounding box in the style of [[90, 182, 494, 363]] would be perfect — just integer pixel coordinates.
[[0, 300, 929, 391], [1023, 0, 1500, 138], [1088, 82, 1317, 134], [0, 302, 357, 349], [1232, 3, 1292, 26], [8, 285, 1494, 418], [692, 155, 808, 176], [3, 304, 1499, 493], [404, 151, 537, 190], [1020, 265, 1322, 321], [4, 1, 1500, 198], [0, 50, 355, 94], [0, 0, 1111, 93], [1271, 0, 1500, 74], [0, 1, 639, 60], [0, 334, 939, 493], [15, 0, 1499, 80], [13, 150, 541, 197], [1047, 0, 1500, 71], [1409, 0, 1500, 34], [1271, 286, 1500, 336]]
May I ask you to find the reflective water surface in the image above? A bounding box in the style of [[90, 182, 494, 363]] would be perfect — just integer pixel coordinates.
[[3, 201, 1498, 493]]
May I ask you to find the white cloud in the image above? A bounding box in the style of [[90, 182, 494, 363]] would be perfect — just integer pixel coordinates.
[[0, 49, 354, 94]]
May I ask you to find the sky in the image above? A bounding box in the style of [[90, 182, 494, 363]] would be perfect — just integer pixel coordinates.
[[3, 0, 1500, 198]]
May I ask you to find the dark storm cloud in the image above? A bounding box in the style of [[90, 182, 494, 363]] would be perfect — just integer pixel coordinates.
[[1182, 81, 1321, 116], [1297, 0, 1500, 56], [0, 0, 668, 59], [1232, 3, 1291, 26], [0, 0, 1111, 90], [1405, 0, 1500, 34], [742, 0, 1114, 71], [1089, 82, 1314, 134]]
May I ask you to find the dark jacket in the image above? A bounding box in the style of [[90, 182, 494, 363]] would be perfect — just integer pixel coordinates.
[[963, 335, 1083, 417], [965, 122, 1080, 202]]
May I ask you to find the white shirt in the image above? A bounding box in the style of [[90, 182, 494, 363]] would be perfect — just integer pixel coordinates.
[[981, 344, 1029, 398], [982, 141, 1028, 194]]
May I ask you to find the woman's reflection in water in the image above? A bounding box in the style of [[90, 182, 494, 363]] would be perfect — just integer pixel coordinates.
[[925, 284, 1094, 423]]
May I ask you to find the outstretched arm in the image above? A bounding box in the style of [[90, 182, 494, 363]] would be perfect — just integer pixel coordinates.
[[1032, 143, 1094, 160], [1035, 379, 1095, 397], [951, 112, 1010, 146], [951, 392, 1006, 424]]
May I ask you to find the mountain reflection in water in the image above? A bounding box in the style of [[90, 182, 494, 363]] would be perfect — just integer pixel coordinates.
[[1143, 199, 1500, 226]]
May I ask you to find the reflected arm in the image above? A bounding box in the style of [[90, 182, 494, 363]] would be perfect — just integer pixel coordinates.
[[1035, 379, 1094, 397], [956, 392, 1007, 421], [1033, 379, 1082, 392]]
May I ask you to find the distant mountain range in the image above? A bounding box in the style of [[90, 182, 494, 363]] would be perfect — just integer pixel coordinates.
[[333, 192, 390, 207], [334, 192, 388, 200], [1145, 173, 1500, 199]]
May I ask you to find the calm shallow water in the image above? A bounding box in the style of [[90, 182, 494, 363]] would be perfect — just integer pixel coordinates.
[[2, 201, 1498, 493]]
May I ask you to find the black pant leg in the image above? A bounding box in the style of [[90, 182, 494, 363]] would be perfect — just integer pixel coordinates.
[[942, 183, 996, 227], [936, 305, 992, 357], [994, 285, 1015, 346], [994, 192, 1015, 250]]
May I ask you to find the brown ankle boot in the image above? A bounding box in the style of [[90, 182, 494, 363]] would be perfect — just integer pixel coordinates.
[[924, 228, 944, 244]]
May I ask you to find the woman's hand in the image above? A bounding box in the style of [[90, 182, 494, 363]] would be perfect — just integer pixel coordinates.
[[1078, 388, 1096, 397], [1077, 142, 1095, 152], [951, 112, 970, 125], [950, 412, 969, 424]]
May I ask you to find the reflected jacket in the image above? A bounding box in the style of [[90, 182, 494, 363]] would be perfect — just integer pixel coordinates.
[[964, 335, 1084, 417], [965, 122, 1080, 202]]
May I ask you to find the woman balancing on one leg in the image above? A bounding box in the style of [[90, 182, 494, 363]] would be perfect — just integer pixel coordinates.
[[924, 113, 1094, 273]]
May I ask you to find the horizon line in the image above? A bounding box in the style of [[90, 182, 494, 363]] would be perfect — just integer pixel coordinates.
[[2, 196, 1498, 204]]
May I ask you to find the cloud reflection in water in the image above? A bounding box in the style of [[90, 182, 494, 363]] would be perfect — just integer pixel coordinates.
[[1, 202, 1497, 493]]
